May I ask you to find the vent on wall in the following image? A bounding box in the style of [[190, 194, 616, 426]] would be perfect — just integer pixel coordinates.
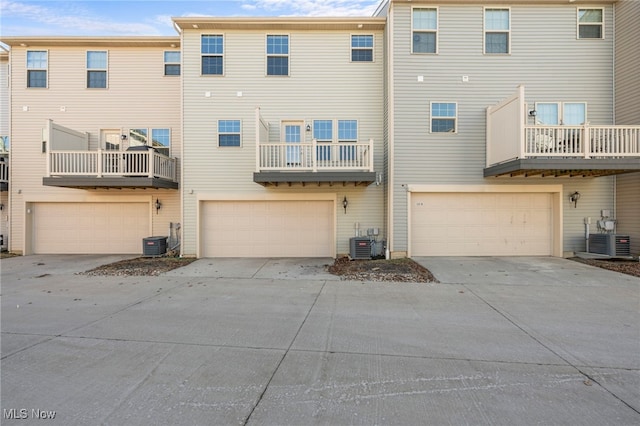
[[350, 237, 371, 260], [588, 234, 631, 257]]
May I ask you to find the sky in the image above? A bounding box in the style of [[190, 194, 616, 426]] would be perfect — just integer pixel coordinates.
[[0, 0, 382, 37]]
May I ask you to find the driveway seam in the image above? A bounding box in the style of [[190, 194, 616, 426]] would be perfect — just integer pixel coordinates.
[[464, 284, 640, 416], [242, 279, 328, 425]]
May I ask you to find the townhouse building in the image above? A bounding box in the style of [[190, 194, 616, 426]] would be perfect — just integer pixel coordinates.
[[613, 0, 640, 256], [0, 37, 182, 254], [377, 0, 639, 258], [1, 48, 9, 250], [173, 17, 386, 257], [1, 0, 637, 258]]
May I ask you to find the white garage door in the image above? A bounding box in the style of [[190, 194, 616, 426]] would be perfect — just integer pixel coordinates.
[[411, 193, 552, 256], [33, 202, 149, 254], [201, 200, 334, 257]]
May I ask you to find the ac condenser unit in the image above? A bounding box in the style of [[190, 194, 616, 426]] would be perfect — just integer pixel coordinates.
[[350, 237, 371, 260], [588, 234, 631, 257]]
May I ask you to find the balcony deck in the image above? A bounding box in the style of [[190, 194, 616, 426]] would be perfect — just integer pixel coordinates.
[[485, 86, 640, 178], [253, 139, 376, 187], [43, 150, 179, 189]]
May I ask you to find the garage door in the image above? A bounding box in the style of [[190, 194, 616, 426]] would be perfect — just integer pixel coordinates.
[[411, 193, 552, 256], [33, 202, 149, 254], [201, 200, 334, 257]]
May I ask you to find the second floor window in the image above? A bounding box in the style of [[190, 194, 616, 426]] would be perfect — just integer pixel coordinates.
[[26, 50, 47, 88], [431, 102, 457, 133], [202, 35, 223, 75], [412, 8, 437, 54], [164, 51, 181, 76], [87, 51, 107, 88], [578, 9, 603, 39], [218, 120, 241, 147], [484, 8, 510, 54], [351, 35, 373, 62], [267, 35, 289, 76], [128, 128, 171, 156]]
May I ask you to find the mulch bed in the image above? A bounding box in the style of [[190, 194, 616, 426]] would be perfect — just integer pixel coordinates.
[[570, 257, 640, 278], [327, 256, 439, 282], [80, 257, 197, 276]]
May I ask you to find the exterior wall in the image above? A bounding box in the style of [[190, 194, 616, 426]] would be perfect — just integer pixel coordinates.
[[7, 42, 181, 254], [388, 2, 616, 255], [0, 53, 9, 140], [181, 27, 385, 256], [614, 0, 640, 257], [616, 173, 640, 256]]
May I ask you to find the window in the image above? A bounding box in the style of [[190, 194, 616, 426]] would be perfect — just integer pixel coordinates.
[[87, 51, 107, 88], [431, 102, 457, 133], [412, 8, 437, 53], [129, 128, 148, 146], [314, 120, 333, 161], [351, 35, 373, 62], [218, 120, 241, 147], [202, 35, 223, 75], [578, 9, 603, 39], [164, 51, 180, 76], [26, 51, 47, 88], [151, 129, 171, 156], [267, 35, 289, 76], [484, 8, 510, 54], [338, 120, 358, 161], [535, 102, 586, 125]]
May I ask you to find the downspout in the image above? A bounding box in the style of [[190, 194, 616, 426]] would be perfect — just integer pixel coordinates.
[[386, 4, 395, 259]]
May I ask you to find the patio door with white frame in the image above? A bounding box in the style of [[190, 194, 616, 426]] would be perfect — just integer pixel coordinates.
[[101, 129, 122, 174], [536, 102, 586, 125], [283, 121, 303, 166]]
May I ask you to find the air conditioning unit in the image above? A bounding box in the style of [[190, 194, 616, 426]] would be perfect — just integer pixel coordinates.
[[588, 234, 631, 257], [350, 237, 371, 260]]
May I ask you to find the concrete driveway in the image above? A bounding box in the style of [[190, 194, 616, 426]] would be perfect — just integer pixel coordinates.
[[1, 255, 639, 425]]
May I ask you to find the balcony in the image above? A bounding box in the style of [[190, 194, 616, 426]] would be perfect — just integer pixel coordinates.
[[485, 86, 640, 178], [0, 156, 8, 191], [42, 120, 178, 189], [253, 108, 377, 187], [44, 149, 179, 189]]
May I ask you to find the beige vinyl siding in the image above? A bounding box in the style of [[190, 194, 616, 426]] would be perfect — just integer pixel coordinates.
[[614, 0, 640, 125], [389, 3, 615, 254], [181, 29, 385, 256], [0, 54, 8, 138], [8, 44, 181, 253], [616, 173, 640, 256]]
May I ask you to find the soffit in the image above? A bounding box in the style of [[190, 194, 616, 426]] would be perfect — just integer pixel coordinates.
[[0, 37, 180, 48], [173, 17, 386, 32]]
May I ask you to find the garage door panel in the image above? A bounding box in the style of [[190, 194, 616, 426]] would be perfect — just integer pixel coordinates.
[[33, 202, 149, 254], [411, 193, 552, 256], [202, 200, 333, 257]]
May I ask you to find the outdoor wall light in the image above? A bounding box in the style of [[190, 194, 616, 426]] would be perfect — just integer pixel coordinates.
[[569, 191, 581, 208], [306, 124, 311, 132], [155, 198, 162, 214], [528, 109, 537, 117], [342, 196, 348, 214], [0, 204, 4, 211], [121, 134, 128, 140]]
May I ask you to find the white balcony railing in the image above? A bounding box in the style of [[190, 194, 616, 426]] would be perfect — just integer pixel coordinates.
[[47, 150, 178, 182], [257, 139, 374, 172], [0, 159, 8, 184], [524, 125, 640, 159]]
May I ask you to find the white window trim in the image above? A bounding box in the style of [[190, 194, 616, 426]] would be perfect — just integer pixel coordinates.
[[483, 7, 511, 55], [266, 34, 290, 77], [577, 8, 605, 40], [217, 119, 242, 148], [86, 50, 108, 89], [201, 34, 225, 77], [350, 34, 375, 63], [337, 119, 359, 143], [534, 102, 588, 125], [411, 6, 439, 55], [163, 50, 181, 76], [151, 128, 172, 155], [26, 49, 48, 89], [430, 101, 458, 134], [312, 119, 334, 143]]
